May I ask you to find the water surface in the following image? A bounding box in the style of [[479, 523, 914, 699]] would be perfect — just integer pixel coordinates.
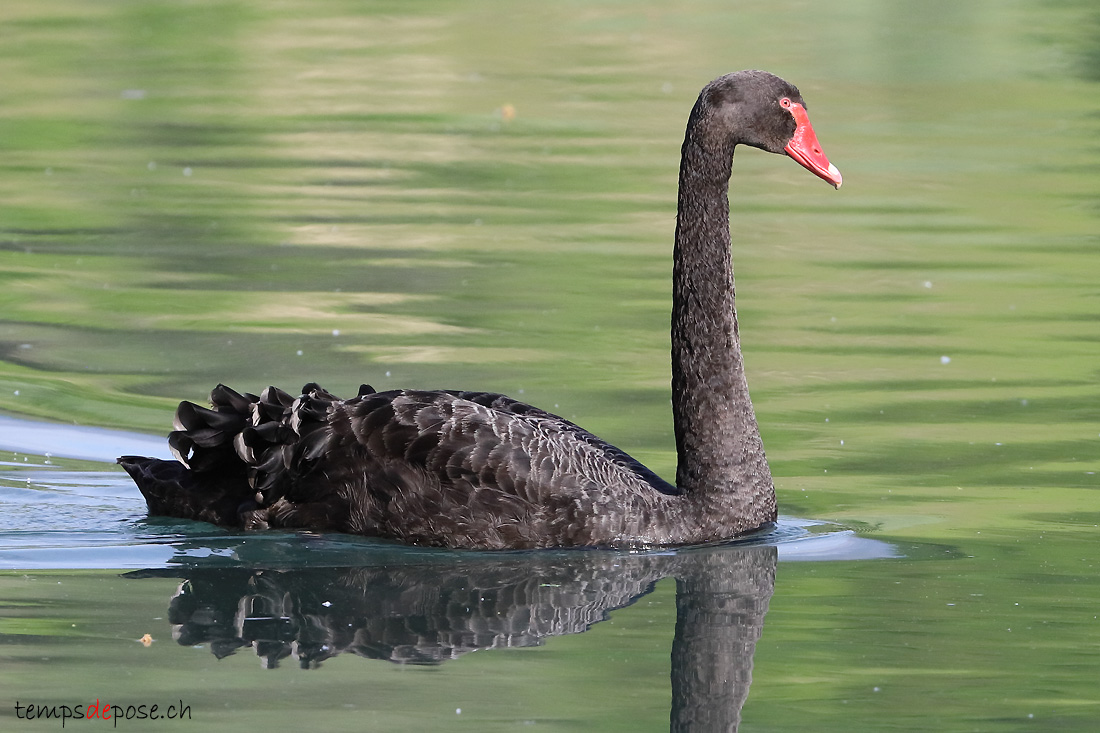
[[2, 0, 1099, 730]]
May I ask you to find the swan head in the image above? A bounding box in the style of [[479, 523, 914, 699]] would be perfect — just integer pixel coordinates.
[[693, 70, 842, 189]]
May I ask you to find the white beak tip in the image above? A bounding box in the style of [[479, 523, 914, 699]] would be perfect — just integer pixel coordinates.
[[828, 163, 843, 189]]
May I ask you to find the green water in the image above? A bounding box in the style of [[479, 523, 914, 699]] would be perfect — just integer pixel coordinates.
[[2, 0, 1099, 730]]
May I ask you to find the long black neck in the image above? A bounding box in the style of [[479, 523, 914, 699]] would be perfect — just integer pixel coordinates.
[[670, 126, 776, 531]]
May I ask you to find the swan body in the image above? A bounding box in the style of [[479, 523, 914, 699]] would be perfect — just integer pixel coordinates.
[[119, 70, 841, 550]]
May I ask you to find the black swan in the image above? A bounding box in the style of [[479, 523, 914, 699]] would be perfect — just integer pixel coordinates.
[[119, 70, 841, 550]]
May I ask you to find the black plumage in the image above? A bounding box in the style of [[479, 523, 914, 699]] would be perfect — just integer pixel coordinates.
[[119, 70, 842, 549]]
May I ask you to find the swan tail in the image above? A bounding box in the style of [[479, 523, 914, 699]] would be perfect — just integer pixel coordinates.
[[118, 455, 252, 526], [119, 383, 265, 524], [121, 383, 357, 528]]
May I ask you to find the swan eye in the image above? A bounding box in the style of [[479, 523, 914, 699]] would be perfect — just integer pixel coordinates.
[[779, 98, 792, 109]]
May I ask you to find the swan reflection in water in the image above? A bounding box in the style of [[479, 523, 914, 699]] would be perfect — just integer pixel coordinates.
[[127, 543, 776, 731]]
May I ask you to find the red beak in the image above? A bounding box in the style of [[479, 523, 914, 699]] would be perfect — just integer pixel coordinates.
[[784, 103, 842, 189]]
